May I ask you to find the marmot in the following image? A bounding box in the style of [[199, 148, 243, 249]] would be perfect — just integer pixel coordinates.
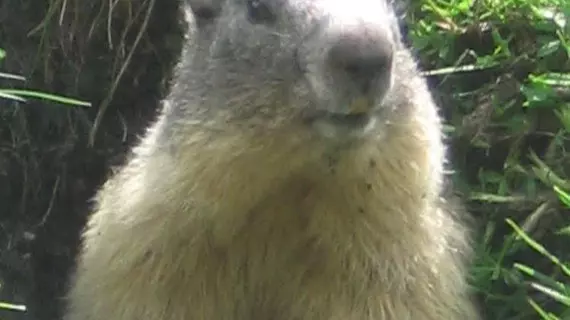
[[64, 0, 481, 319]]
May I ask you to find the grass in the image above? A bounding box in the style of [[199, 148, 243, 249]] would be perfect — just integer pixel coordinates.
[[506, 187, 570, 319], [406, 0, 570, 319], [0, 48, 92, 107], [0, 47, 90, 314], [0, 301, 26, 312], [0, 0, 182, 316]]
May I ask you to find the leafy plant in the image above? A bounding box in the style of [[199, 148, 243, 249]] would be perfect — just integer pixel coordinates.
[[407, 0, 570, 318]]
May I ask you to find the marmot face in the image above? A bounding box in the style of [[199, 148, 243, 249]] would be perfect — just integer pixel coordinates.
[[176, 0, 415, 142]]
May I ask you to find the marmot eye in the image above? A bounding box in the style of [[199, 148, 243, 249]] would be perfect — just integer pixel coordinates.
[[246, 0, 275, 24]]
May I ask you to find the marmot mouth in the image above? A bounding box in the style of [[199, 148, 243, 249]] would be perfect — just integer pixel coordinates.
[[307, 110, 376, 139], [306, 110, 371, 128], [323, 112, 371, 127]]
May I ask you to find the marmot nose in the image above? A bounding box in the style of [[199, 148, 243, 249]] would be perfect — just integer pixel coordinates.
[[327, 29, 394, 95]]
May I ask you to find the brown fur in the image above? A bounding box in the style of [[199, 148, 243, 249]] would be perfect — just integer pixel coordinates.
[[64, 0, 481, 319]]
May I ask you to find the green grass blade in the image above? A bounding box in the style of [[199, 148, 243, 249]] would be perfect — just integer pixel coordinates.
[[0, 89, 91, 107]]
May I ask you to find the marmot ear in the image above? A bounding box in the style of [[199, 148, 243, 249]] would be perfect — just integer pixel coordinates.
[[186, 0, 223, 23]]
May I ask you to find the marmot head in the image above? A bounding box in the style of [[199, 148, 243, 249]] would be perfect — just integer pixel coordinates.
[[170, 0, 419, 142]]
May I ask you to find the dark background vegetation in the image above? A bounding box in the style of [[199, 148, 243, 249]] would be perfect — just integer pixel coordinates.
[[0, 0, 185, 318], [0, 0, 569, 319]]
